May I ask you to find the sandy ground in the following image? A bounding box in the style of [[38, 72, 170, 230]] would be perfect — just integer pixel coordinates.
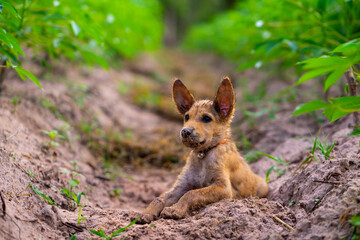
[[0, 51, 359, 239]]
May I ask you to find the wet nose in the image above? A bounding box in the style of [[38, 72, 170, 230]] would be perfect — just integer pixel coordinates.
[[181, 128, 193, 138]]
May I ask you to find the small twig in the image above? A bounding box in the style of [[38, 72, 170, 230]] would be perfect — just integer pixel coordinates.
[[312, 179, 341, 184], [0, 191, 6, 217], [63, 222, 84, 232], [2, 126, 23, 143], [95, 175, 111, 181], [272, 215, 294, 231]]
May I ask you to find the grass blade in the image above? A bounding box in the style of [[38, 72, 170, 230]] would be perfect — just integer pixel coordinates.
[[260, 152, 284, 165], [111, 218, 139, 237], [265, 165, 275, 182], [29, 184, 57, 206]]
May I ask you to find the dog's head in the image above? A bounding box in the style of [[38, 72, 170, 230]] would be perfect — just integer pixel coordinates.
[[172, 77, 235, 150]]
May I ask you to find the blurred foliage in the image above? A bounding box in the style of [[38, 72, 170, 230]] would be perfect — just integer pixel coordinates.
[[293, 39, 360, 123], [185, 0, 360, 125], [184, 0, 360, 73], [0, 0, 163, 88], [161, 0, 235, 44]]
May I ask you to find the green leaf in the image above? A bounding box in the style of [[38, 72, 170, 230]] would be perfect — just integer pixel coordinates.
[[324, 107, 348, 122], [348, 126, 360, 136], [300, 56, 350, 70], [284, 39, 298, 52], [265, 39, 283, 54], [259, 152, 285, 165], [265, 165, 275, 182], [349, 215, 360, 226], [76, 192, 86, 205], [331, 39, 360, 57], [111, 218, 139, 237], [89, 229, 106, 238], [1, 49, 18, 64], [321, 97, 360, 122], [0, 1, 19, 18], [71, 21, 81, 36], [14, 67, 42, 89], [238, 60, 258, 71], [29, 184, 57, 206], [69, 179, 79, 188], [0, 28, 24, 56], [80, 50, 108, 69], [5, 33, 24, 56], [292, 100, 330, 116], [331, 97, 360, 112], [324, 67, 347, 92], [311, 133, 318, 155], [296, 67, 335, 85]]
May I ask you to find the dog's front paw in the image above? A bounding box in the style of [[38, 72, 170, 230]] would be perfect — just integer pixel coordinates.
[[131, 212, 156, 224], [160, 206, 186, 219]]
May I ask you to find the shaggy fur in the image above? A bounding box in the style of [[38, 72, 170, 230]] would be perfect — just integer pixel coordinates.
[[138, 77, 268, 223]]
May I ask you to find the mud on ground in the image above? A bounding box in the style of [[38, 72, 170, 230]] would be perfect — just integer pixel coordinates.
[[0, 50, 359, 239]]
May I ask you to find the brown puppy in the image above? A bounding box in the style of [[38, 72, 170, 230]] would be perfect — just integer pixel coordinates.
[[138, 77, 268, 223]]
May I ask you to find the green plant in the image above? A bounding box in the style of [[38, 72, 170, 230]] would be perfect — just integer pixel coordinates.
[[60, 179, 87, 225], [27, 169, 35, 177], [349, 126, 360, 136], [70, 160, 79, 171], [185, 0, 360, 72], [293, 134, 319, 175], [349, 214, 360, 240], [42, 130, 65, 148], [60, 165, 87, 225], [69, 233, 77, 240], [76, 197, 87, 225], [0, 0, 163, 90], [289, 200, 295, 207], [316, 135, 335, 160], [40, 98, 66, 121], [292, 132, 335, 174], [12, 97, 21, 111], [110, 189, 122, 199], [260, 153, 287, 181], [89, 218, 138, 240], [61, 179, 80, 200], [68, 83, 90, 108], [29, 184, 57, 206], [292, 39, 360, 125]]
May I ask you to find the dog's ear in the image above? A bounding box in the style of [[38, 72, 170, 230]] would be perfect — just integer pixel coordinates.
[[213, 76, 235, 119], [172, 78, 195, 115]]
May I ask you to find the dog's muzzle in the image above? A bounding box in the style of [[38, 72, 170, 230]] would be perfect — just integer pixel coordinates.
[[181, 128, 193, 138]]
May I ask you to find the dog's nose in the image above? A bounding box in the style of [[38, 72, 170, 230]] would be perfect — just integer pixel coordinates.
[[181, 128, 193, 138]]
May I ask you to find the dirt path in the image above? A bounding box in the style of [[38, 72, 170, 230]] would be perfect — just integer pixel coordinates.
[[0, 50, 359, 239]]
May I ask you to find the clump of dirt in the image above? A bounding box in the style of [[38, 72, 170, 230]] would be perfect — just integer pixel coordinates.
[[0, 50, 359, 240], [121, 198, 295, 240]]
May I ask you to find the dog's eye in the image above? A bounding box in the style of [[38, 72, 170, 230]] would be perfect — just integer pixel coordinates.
[[185, 114, 189, 122], [202, 116, 212, 123]]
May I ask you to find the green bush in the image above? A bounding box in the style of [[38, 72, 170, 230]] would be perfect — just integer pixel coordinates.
[[184, 0, 360, 124], [184, 0, 360, 72], [0, 0, 163, 89], [293, 39, 360, 124]]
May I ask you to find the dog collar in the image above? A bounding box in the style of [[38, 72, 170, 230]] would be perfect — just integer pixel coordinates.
[[196, 138, 228, 159]]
